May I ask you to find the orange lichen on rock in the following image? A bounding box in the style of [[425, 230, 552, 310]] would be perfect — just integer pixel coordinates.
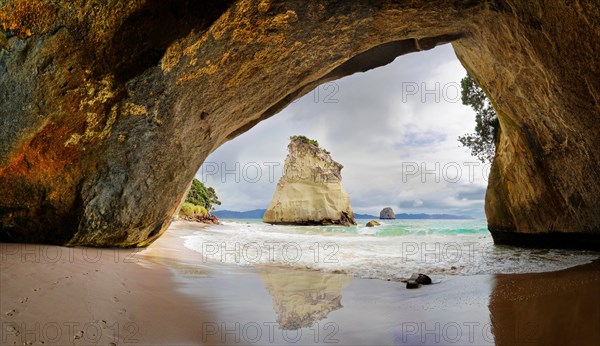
[[0, 0, 55, 39], [0, 121, 83, 179]]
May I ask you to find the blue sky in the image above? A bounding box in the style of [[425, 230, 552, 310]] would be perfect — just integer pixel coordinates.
[[197, 44, 489, 218]]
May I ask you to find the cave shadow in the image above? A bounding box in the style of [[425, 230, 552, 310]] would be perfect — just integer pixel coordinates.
[[104, 0, 234, 83], [488, 260, 600, 346]]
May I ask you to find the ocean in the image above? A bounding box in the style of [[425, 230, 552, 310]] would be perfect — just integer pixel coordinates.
[[182, 219, 598, 281]]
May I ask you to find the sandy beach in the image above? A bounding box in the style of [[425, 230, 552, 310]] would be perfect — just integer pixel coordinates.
[[1, 221, 599, 345]]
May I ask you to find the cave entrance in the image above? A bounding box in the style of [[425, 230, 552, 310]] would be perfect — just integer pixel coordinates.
[[199, 44, 487, 221], [179, 43, 503, 280]]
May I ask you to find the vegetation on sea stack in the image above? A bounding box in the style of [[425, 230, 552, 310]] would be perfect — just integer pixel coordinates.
[[290, 135, 330, 154], [290, 135, 320, 148]]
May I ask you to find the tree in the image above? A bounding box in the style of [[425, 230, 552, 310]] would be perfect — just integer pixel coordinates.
[[458, 74, 500, 163], [206, 186, 221, 210], [185, 178, 220, 211]]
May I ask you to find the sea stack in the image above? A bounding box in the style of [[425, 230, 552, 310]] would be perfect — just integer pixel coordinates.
[[380, 207, 396, 219], [263, 136, 356, 226]]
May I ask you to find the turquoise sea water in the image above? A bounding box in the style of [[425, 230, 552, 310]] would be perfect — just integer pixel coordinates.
[[217, 218, 488, 236], [182, 218, 598, 280]]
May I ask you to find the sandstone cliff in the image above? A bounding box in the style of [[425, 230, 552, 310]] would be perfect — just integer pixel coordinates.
[[263, 137, 356, 226], [0, 0, 598, 248]]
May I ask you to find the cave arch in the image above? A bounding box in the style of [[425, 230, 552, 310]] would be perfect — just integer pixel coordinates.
[[0, 0, 598, 249]]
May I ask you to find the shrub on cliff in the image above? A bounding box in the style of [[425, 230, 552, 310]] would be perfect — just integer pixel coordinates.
[[185, 178, 221, 211], [179, 202, 208, 217]]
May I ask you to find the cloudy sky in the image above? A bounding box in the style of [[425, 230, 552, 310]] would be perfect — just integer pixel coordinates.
[[197, 44, 490, 218]]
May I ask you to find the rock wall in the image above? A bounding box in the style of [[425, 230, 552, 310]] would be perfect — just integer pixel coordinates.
[[0, 0, 598, 248], [263, 137, 355, 226], [452, 1, 600, 249]]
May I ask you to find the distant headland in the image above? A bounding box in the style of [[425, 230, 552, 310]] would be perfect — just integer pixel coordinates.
[[214, 209, 474, 220]]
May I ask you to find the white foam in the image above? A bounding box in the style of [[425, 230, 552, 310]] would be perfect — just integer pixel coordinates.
[[181, 220, 599, 280]]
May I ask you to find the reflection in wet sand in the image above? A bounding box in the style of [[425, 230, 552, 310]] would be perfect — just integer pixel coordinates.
[[489, 260, 600, 346], [257, 266, 351, 330]]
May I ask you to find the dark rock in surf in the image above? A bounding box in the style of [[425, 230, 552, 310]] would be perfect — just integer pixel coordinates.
[[366, 220, 380, 227], [416, 274, 432, 285], [406, 273, 432, 289]]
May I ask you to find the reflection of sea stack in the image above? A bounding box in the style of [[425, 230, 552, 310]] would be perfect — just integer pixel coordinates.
[[257, 266, 351, 330], [380, 207, 396, 219], [263, 136, 356, 226]]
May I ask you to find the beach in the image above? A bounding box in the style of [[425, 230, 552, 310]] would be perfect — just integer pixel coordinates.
[[1, 221, 599, 345]]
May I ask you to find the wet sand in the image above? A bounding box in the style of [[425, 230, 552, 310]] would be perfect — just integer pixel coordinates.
[[1, 222, 599, 345]]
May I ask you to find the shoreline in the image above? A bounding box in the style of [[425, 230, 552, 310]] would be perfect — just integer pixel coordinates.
[[1, 222, 599, 345], [180, 219, 599, 279]]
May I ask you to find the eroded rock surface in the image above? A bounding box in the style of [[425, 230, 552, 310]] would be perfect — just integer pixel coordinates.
[[452, 1, 600, 249], [380, 207, 396, 220], [263, 137, 355, 226], [0, 0, 598, 248]]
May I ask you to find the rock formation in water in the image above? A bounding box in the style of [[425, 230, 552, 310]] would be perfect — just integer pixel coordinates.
[[366, 220, 380, 227], [380, 207, 396, 220], [0, 1, 598, 248], [263, 136, 355, 226]]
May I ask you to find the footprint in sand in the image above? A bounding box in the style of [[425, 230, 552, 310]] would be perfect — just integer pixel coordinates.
[[5, 309, 16, 316], [19, 297, 28, 303], [6, 325, 20, 335], [96, 319, 108, 327], [73, 330, 84, 340], [111, 297, 119, 303], [32, 288, 41, 292], [118, 308, 126, 314]]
